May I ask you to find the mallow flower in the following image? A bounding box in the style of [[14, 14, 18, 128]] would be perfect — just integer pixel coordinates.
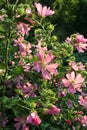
[[34, 2, 55, 17], [33, 48, 58, 80], [79, 95, 87, 110], [26, 112, 41, 126], [45, 105, 60, 115], [62, 71, 84, 93]]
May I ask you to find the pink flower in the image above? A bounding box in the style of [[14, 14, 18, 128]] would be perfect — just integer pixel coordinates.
[[65, 33, 87, 53], [14, 37, 32, 58], [34, 2, 55, 17], [14, 36, 24, 46], [69, 61, 85, 71], [65, 37, 72, 43], [17, 22, 30, 36], [14, 116, 29, 130], [16, 82, 37, 98], [19, 42, 32, 57], [81, 115, 87, 127], [22, 83, 37, 98], [23, 63, 30, 72], [33, 48, 58, 80], [26, 112, 41, 126], [62, 71, 84, 93], [65, 119, 72, 125], [75, 33, 87, 53], [79, 95, 87, 110], [45, 105, 60, 115], [75, 117, 81, 122]]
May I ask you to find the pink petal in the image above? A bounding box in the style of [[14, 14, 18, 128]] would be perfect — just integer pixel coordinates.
[[62, 79, 70, 87], [66, 71, 75, 81], [75, 74, 84, 84], [46, 64, 58, 74], [41, 68, 51, 79], [33, 62, 41, 72], [22, 123, 29, 130], [46, 7, 55, 16], [36, 48, 45, 61], [42, 6, 47, 17], [81, 43, 87, 49], [68, 87, 76, 93], [75, 45, 84, 53], [69, 62, 78, 71], [44, 52, 54, 64], [14, 123, 21, 130], [34, 3, 42, 16]]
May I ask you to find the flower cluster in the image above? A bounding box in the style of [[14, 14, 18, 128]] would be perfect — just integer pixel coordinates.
[[0, 1, 87, 130]]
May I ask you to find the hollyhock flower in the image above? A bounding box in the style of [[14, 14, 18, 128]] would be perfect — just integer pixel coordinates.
[[65, 37, 72, 43], [78, 95, 87, 110], [62, 71, 84, 93], [75, 33, 87, 52], [69, 61, 85, 71], [14, 75, 24, 84], [26, 112, 41, 126], [45, 105, 60, 115], [0, 112, 8, 128], [33, 48, 58, 80], [22, 83, 37, 98], [23, 63, 30, 72], [14, 116, 29, 130], [17, 22, 30, 36], [65, 33, 87, 53], [34, 2, 55, 17], [19, 42, 32, 57], [14, 36, 24, 47], [16, 82, 23, 89], [65, 119, 72, 125], [75, 117, 81, 122], [16, 82, 37, 98], [81, 115, 87, 127], [14, 37, 32, 57]]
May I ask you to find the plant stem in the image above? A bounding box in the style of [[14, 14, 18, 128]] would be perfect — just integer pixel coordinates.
[[4, 39, 9, 80], [12, 0, 19, 12]]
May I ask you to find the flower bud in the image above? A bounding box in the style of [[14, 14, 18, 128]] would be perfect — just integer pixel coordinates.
[[17, 8, 25, 15], [52, 35, 57, 41], [48, 24, 54, 31]]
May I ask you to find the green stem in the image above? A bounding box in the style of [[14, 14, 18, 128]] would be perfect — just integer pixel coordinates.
[[2, 35, 10, 115], [4, 39, 9, 80], [6, 0, 9, 8], [12, 0, 19, 12], [17, 104, 31, 111], [2, 39, 9, 105]]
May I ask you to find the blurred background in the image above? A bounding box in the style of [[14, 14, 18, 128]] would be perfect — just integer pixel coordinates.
[[39, 0, 87, 41], [39, 0, 87, 63]]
